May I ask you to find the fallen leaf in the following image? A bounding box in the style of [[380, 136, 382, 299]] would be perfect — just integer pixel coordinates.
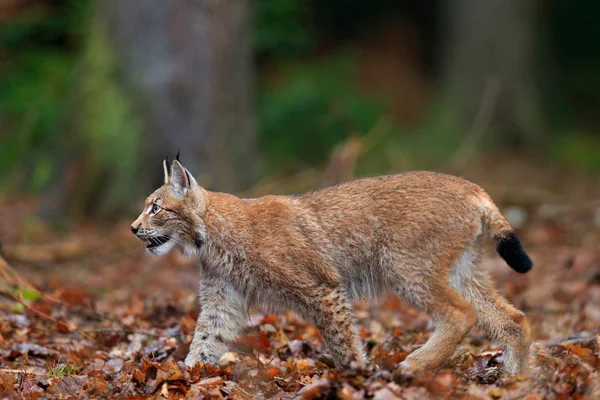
[[298, 378, 331, 399], [235, 331, 271, 352]]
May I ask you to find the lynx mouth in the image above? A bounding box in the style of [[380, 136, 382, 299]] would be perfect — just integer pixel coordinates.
[[146, 235, 170, 249]]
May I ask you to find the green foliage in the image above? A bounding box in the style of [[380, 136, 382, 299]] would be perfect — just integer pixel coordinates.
[[10, 287, 42, 313], [0, 1, 90, 190], [48, 362, 79, 378], [254, 0, 313, 57], [257, 54, 479, 176], [1, 0, 599, 200], [72, 9, 142, 216], [553, 133, 600, 171], [0, 52, 72, 187], [258, 54, 385, 171], [14, 287, 42, 302]]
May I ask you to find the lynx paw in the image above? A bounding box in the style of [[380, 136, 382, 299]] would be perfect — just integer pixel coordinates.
[[184, 353, 206, 368], [184, 338, 228, 368], [397, 359, 421, 374]]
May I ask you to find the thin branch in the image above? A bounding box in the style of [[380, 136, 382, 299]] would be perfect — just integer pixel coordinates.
[[0, 254, 61, 303], [81, 329, 167, 338], [0, 290, 92, 340], [0, 253, 130, 335], [0, 368, 47, 376]]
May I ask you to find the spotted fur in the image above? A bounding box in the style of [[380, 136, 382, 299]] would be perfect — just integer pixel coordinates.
[[131, 159, 533, 374]]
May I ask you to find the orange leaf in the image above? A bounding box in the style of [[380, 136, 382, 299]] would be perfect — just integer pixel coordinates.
[[235, 331, 271, 352], [261, 315, 278, 324], [56, 321, 70, 334], [157, 360, 185, 382], [266, 367, 279, 379], [565, 343, 593, 358]]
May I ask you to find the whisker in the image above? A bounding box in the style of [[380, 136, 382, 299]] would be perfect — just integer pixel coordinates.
[[145, 234, 171, 249], [169, 237, 186, 247]]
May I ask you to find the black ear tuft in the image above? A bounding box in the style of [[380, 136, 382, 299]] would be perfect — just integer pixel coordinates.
[[175, 150, 180, 162], [165, 154, 170, 173]]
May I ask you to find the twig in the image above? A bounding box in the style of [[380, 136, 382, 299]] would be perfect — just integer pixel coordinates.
[[81, 329, 167, 338], [0, 368, 47, 376], [0, 254, 130, 337], [68, 305, 126, 325], [537, 333, 599, 347], [0, 289, 93, 340], [0, 255, 94, 339], [0, 254, 61, 304]]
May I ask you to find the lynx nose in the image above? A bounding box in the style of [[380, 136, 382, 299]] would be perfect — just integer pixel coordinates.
[[130, 225, 139, 235]]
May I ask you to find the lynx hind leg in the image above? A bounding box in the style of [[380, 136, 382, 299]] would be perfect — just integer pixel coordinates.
[[451, 249, 532, 374], [397, 281, 477, 372]]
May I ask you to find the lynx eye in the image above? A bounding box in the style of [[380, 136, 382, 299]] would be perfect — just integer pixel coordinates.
[[151, 204, 161, 214]]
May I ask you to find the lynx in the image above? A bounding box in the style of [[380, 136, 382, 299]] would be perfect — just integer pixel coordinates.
[[131, 155, 533, 374]]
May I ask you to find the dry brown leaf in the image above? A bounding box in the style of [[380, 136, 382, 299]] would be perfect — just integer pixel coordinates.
[[298, 378, 331, 399]]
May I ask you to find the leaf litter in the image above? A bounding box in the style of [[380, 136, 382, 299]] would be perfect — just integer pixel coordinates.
[[0, 194, 600, 399]]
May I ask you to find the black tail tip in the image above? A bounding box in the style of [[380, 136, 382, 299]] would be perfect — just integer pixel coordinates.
[[495, 232, 533, 273]]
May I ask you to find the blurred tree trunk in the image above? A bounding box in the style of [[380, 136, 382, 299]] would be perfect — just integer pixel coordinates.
[[104, 0, 259, 191], [40, 0, 259, 220], [440, 0, 543, 148]]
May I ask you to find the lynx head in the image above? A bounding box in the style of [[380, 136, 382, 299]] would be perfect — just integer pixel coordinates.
[[131, 154, 207, 256]]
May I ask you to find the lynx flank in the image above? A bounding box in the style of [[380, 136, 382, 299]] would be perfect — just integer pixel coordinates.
[[131, 155, 533, 374]]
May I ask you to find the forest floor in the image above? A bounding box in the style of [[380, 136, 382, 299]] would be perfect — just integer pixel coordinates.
[[1, 164, 600, 399]]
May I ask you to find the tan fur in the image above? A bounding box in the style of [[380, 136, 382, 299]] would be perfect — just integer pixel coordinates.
[[131, 160, 532, 374]]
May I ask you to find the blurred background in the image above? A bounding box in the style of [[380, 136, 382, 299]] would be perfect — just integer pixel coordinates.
[[2, 3, 600, 396], [0, 0, 599, 221]]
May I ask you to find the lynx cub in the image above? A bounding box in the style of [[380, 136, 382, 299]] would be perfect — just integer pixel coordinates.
[[131, 155, 532, 374]]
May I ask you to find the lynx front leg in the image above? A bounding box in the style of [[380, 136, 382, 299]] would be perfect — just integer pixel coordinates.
[[294, 286, 366, 367], [185, 279, 247, 367]]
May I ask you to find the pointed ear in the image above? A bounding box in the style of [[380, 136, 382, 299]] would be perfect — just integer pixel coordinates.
[[170, 159, 196, 196], [163, 154, 171, 185]]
